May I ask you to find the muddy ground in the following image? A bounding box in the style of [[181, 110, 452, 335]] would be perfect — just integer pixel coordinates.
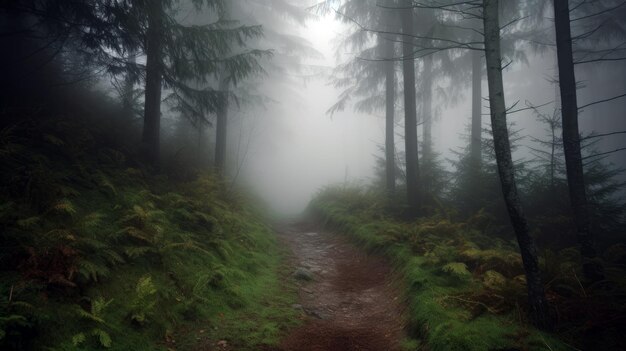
[[276, 220, 409, 351]]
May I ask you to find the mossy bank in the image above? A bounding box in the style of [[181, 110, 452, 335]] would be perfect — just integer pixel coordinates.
[[309, 186, 589, 351], [0, 116, 299, 350]]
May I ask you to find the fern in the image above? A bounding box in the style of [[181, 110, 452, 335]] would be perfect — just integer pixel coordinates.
[[45, 228, 76, 241], [72, 297, 113, 347], [136, 276, 157, 299], [50, 198, 77, 216], [482, 270, 507, 290], [442, 262, 471, 279], [0, 298, 34, 342], [118, 226, 152, 243], [84, 297, 112, 323], [161, 240, 214, 257], [127, 205, 149, 225], [78, 260, 110, 282], [58, 185, 80, 197], [130, 276, 157, 325], [17, 216, 41, 229], [100, 249, 125, 265], [80, 212, 105, 230], [92, 328, 112, 348], [71, 332, 86, 346], [123, 246, 155, 258], [79, 237, 108, 250], [97, 174, 117, 197]]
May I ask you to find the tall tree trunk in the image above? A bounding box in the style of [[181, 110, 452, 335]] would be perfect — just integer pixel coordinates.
[[483, 0, 550, 329], [400, 0, 420, 216], [142, 0, 163, 167], [381, 4, 396, 196], [470, 49, 482, 169], [123, 52, 136, 118], [550, 119, 557, 193], [553, 0, 604, 282], [215, 77, 230, 173], [421, 54, 433, 197], [385, 54, 396, 196]]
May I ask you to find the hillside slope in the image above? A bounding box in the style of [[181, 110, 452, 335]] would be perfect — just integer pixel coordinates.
[[0, 113, 298, 350]]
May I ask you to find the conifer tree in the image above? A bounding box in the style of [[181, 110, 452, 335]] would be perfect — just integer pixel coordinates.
[[553, 0, 604, 282], [400, 0, 421, 216], [482, 0, 549, 328], [138, 0, 268, 167]]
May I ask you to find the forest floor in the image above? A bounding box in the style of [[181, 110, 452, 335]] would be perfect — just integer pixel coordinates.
[[275, 220, 410, 351]]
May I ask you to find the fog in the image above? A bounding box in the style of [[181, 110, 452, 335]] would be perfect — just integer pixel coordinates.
[[234, 10, 626, 215], [240, 15, 383, 214], [2, 1, 625, 347]]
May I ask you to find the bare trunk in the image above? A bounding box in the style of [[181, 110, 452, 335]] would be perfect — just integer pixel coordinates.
[[215, 77, 230, 173], [483, 0, 550, 329], [470, 50, 482, 168], [123, 53, 136, 118], [381, 5, 396, 196], [550, 120, 556, 192], [400, 0, 420, 215], [421, 54, 433, 197], [553, 0, 603, 282], [142, 0, 163, 167]]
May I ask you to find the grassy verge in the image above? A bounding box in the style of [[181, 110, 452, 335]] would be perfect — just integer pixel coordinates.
[[309, 186, 570, 351], [0, 116, 299, 350]]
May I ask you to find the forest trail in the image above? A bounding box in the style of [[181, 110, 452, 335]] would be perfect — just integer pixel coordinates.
[[276, 220, 408, 351]]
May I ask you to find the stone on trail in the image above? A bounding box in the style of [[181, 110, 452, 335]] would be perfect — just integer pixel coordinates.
[[293, 267, 314, 281]]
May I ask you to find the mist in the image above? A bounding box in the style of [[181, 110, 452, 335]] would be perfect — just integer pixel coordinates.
[[1, 0, 625, 349], [233, 10, 626, 216], [239, 16, 380, 214]]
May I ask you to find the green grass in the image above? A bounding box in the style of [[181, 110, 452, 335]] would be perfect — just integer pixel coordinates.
[[309, 187, 570, 351], [0, 117, 300, 350]]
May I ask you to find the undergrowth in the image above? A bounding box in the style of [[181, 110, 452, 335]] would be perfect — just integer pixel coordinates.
[[309, 185, 626, 351], [0, 114, 298, 350]]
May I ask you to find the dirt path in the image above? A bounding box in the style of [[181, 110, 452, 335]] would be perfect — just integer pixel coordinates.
[[276, 220, 408, 351]]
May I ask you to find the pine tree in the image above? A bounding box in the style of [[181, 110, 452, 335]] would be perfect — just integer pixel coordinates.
[[139, 0, 269, 167], [553, 0, 605, 282], [482, 0, 550, 329], [400, 0, 421, 216]]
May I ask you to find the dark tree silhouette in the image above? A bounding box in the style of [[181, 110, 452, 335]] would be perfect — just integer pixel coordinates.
[[482, 0, 550, 329], [382, 1, 397, 196], [142, 0, 164, 166], [400, 0, 420, 215], [553, 0, 604, 282]]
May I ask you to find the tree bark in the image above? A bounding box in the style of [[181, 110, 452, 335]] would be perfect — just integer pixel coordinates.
[[381, 4, 396, 196], [215, 77, 230, 173], [421, 53, 433, 197], [470, 49, 482, 169], [142, 0, 163, 167], [483, 0, 550, 329], [400, 0, 420, 216], [123, 52, 136, 118], [553, 0, 604, 282]]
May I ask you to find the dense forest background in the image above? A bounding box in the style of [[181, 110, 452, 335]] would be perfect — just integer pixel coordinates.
[[0, 0, 625, 350]]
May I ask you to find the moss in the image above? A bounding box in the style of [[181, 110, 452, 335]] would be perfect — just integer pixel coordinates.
[[309, 187, 570, 351], [0, 118, 299, 350]]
